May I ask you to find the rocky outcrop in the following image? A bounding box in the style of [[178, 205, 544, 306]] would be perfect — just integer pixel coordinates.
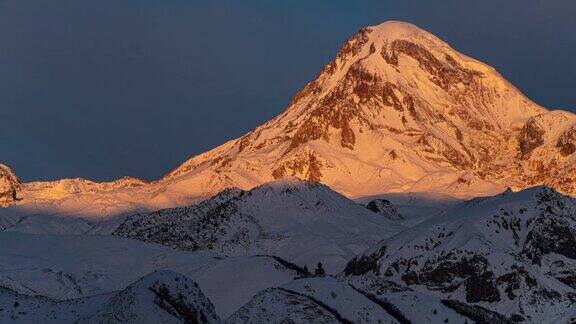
[[366, 199, 403, 220], [557, 126, 576, 156], [0, 164, 21, 207], [518, 117, 545, 156]]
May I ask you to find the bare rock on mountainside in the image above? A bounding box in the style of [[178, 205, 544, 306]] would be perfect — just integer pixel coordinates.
[[344, 186, 576, 322], [366, 199, 404, 220], [0, 164, 20, 207]]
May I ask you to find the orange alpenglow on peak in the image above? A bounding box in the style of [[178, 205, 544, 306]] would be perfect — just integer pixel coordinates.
[[2, 21, 576, 218]]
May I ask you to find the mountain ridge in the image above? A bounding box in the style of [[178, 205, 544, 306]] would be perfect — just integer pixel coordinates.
[[343, 185, 576, 322], [113, 178, 404, 273], [2, 20, 576, 219]]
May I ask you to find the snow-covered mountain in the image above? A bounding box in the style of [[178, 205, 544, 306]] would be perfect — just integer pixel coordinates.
[[3, 20, 576, 219], [0, 270, 220, 323], [1, 231, 462, 322], [114, 179, 404, 273], [343, 186, 576, 322], [148, 21, 575, 200], [228, 276, 399, 323], [0, 231, 312, 318], [82, 270, 220, 323], [3, 19, 576, 323]]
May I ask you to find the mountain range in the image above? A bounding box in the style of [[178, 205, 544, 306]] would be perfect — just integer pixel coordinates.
[[344, 186, 576, 322], [2, 21, 576, 323], [2, 21, 576, 220], [113, 179, 404, 272]]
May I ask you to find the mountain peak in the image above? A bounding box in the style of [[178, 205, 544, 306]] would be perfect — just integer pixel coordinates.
[[190, 20, 549, 199], [252, 178, 324, 192], [368, 21, 435, 41], [3, 21, 576, 218]]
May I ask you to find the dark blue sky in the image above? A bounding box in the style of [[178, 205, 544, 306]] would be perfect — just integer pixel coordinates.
[[2, 0, 575, 181]]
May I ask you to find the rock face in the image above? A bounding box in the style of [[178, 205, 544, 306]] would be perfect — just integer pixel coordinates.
[[343, 186, 576, 322], [114, 179, 403, 273], [0, 164, 20, 207], [557, 126, 576, 156], [518, 117, 546, 156], [366, 199, 403, 220]]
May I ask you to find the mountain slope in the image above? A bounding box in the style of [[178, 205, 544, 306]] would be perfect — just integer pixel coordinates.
[[0, 231, 305, 318], [158, 20, 576, 203], [0, 271, 221, 324], [343, 186, 576, 322], [280, 276, 400, 323], [83, 271, 220, 324], [114, 179, 404, 273], [228, 287, 343, 323], [3, 20, 576, 219], [229, 276, 475, 323]]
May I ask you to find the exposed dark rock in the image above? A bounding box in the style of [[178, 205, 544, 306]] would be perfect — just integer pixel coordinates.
[[518, 117, 545, 156], [366, 199, 403, 220], [400, 254, 500, 303], [273, 152, 325, 181], [465, 272, 501, 303], [557, 127, 576, 156], [343, 246, 387, 276], [0, 164, 21, 207]]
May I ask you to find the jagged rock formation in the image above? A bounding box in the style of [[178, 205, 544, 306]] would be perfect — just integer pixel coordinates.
[[343, 186, 576, 322], [366, 199, 403, 220]]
